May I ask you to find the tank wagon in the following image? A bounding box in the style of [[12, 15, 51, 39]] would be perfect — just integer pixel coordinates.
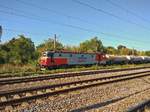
[[106, 55, 149, 64], [106, 55, 129, 65], [143, 56, 150, 63], [128, 56, 144, 64], [39, 51, 107, 69]]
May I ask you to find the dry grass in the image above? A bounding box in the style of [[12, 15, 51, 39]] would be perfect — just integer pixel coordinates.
[[0, 63, 150, 77], [0, 64, 36, 74]]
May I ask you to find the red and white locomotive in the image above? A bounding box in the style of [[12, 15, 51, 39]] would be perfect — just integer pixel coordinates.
[[39, 51, 107, 69]]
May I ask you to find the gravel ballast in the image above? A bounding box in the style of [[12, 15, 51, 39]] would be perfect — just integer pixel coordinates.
[[14, 75, 150, 112]]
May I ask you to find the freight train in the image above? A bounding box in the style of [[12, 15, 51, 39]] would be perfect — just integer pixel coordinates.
[[39, 51, 150, 69]]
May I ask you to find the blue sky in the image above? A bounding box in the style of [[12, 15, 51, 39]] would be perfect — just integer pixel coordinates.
[[0, 0, 150, 51]]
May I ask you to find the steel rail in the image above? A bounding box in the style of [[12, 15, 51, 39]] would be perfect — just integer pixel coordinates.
[[0, 70, 150, 97], [0, 66, 149, 85], [127, 100, 150, 112]]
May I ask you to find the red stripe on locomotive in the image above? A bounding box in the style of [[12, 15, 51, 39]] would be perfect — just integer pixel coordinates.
[[40, 57, 68, 66], [95, 53, 107, 61]]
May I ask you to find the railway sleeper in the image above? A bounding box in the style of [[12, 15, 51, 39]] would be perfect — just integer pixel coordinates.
[[25, 92, 32, 97], [37, 91, 44, 95], [82, 82, 90, 85], [74, 83, 81, 86], [4, 95, 13, 101], [13, 94, 20, 99], [73, 83, 78, 86], [0, 96, 7, 102], [46, 89, 52, 93], [22, 92, 35, 97], [18, 93, 26, 98], [50, 88, 56, 91], [31, 91, 38, 95], [55, 87, 66, 91], [36, 98, 44, 104], [41, 89, 47, 93], [5, 105, 13, 111], [50, 87, 64, 91], [145, 105, 150, 112], [60, 86, 69, 90], [21, 102, 29, 107]]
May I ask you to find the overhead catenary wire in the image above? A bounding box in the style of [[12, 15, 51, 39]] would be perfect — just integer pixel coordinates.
[[0, 10, 149, 44], [0, 2, 149, 47], [14, 0, 150, 42], [0, 9, 97, 33], [15, 0, 92, 24], [0, 4, 94, 32], [106, 0, 150, 23], [2, 27, 149, 49], [0, 7, 149, 46], [1, 1, 149, 33], [1, 1, 149, 43], [3, 28, 148, 49], [4, 28, 50, 37], [72, 0, 150, 32], [15, 0, 150, 34], [2, 29, 149, 49]]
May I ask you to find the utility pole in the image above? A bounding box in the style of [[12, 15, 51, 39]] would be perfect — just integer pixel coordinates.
[[132, 47, 134, 55], [0, 25, 2, 43], [54, 34, 57, 51]]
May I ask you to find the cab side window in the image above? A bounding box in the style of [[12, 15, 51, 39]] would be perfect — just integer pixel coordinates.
[[59, 54, 62, 57], [47, 53, 53, 57]]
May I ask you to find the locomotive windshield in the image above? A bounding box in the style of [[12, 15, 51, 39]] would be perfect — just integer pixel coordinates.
[[47, 52, 54, 63], [47, 52, 54, 58], [42, 52, 54, 58]]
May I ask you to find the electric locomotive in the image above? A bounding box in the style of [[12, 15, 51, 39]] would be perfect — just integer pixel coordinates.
[[39, 51, 107, 69]]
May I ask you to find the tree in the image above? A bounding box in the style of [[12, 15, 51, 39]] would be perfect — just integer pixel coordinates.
[[117, 45, 126, 50], [145, 51, 150, 56], [0, 35, 37, 64], [36, 38, 64, 53], [0, 47, 7, 64], [117, 45, 134, 55], [105, 46, 117, 55], [64, 45, 79, 52], [79, 37, 104, 52]]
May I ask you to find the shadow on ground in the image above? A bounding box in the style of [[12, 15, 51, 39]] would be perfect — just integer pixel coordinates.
[[70, 87, 150, 112]]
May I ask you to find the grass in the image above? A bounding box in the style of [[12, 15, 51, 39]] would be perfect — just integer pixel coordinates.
[[0, 64, 36, 76], [0, 63, 150, 77]]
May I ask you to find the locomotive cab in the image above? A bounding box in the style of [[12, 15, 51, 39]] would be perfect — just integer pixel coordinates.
[[39, 51, 54, 69]]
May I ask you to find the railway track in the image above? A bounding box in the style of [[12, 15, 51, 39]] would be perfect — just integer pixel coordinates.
[[0, 66, 149, 85], [0, 70, 150, 110], [0, 72, 34, 78], [1, 66, 149, 79], [127, 100, 150, 112]]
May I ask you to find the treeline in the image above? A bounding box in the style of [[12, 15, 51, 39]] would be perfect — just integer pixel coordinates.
[[0, 35, 150, 64], [0, 35, 38, 64]]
